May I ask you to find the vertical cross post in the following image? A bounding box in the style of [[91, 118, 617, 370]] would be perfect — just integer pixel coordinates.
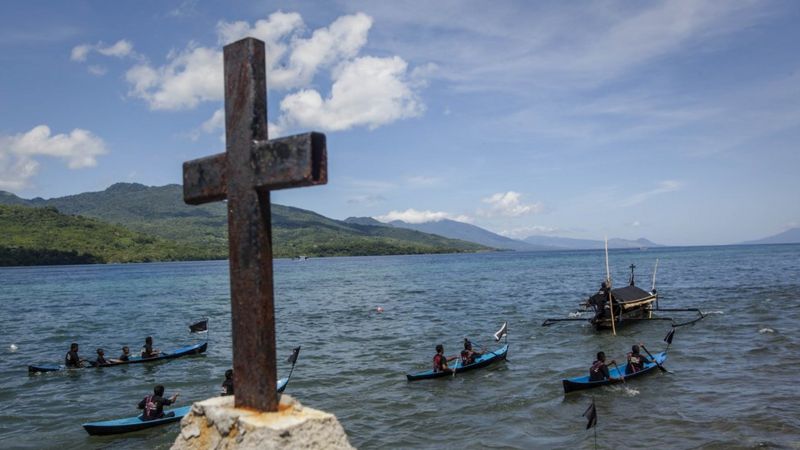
[[182, 37, 327, 412]]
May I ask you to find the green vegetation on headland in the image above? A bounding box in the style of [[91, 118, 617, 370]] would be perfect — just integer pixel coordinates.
[[0, 183, 489, 266], [0, 205, 220, 266]]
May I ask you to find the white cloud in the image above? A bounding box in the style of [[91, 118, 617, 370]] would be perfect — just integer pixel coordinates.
[[71, 39, 135, 62], [621, 180, 683, 207], [70, 44, 92, 62], [0, 125, 107, 190], [480, 191, 543, 217], [279, 55, 423, 131], [374, 208, 472, 224], [87, 65, 107, 76], [123, 12, 425, 133], [126, 45, 223, 110], [201, 108, 225, 133]]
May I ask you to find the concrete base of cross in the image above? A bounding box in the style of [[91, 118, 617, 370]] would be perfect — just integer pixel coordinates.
[[171, 395, 354, 450]]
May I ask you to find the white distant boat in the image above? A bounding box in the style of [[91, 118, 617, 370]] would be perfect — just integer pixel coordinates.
[[296, 255, 308, 261]]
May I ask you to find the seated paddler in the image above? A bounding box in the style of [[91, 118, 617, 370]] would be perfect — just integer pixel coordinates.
[[625, 344, 652, 375], [64, 343, 86, 368], [460, 338, 483, 365], [589, 351, 622, 382], [141, 336, 160, 358], [94, 348, 110, 366], [433, 344, 457, 373], [138, 384, 179, 421], [220, 369, 234, 396]]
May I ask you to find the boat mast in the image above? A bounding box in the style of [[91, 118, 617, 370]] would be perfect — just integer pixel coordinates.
[[605, 237, 616, 336], [651, 258, 659, 293]]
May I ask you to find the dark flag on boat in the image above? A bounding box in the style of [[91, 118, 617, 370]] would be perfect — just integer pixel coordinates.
[[583, 399, 597, 430], [664, 328, 675, 345], [287, 346, 301, 365], [189, 319, 208, 333], [494, 322, 508, 342]]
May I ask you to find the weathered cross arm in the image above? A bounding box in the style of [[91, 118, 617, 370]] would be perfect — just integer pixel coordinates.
[[183, 132, 327, 204]]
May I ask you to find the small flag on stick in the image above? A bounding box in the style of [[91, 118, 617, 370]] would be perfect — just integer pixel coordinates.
[[583, 399, 597, 430], [287, 346, 301, 365], [189, 318, 208, 333], [494, 321, 508, 342], [664, 328, 675, 345]]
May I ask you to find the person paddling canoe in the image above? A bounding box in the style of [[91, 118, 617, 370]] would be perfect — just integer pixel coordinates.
[[589, 351, 622, 382], [625, 343, 653, 375], [460, 339, 483, 365], [221, 369, 234, 396], [64, 343, 87, 368], [433, 344, 457, 373], [138, 385, 179, 421], [94, 348, 110, 366], [141, 336, 160, 358]]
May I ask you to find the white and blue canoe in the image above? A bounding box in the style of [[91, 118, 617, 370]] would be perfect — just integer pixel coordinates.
[[562, 351, 667, 394], [82, 377, 289, 436], [406, 344, 509, 381], [28, 342, 208, 374]]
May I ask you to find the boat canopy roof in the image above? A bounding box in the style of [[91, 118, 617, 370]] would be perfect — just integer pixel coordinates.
[[611, 285, 652, 302]]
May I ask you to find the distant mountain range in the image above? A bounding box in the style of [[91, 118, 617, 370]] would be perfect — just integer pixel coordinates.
[[387, 219, 552, 251], [0, 183, 488, 265], [346, 216, 662, 251], [740, 227, 800, 245], [522, 235, 661, 250]]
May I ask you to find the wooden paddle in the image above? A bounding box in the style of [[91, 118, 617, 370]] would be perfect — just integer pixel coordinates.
[[640, 344, 671, 374], [612, 361, 626, 383]]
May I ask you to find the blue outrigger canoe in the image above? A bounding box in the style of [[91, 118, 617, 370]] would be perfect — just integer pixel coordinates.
[[82, 377, 289, 436], [406, 344, 509, 381], [28, 342, 208, 374], [562, 351, 667, 394]]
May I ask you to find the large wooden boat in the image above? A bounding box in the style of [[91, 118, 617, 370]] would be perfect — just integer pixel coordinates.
[[584, 264, 657, 330]]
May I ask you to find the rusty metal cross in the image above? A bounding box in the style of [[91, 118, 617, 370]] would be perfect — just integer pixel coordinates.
[[182, 37, 327, 412]]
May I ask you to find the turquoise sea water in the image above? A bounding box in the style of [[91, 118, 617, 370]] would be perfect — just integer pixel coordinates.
[[1, 245, 799, 449]]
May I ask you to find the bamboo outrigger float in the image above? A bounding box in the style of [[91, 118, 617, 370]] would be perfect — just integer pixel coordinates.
[[542, 240, 705, 334]]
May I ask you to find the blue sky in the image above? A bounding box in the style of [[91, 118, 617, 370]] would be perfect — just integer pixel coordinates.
[[1, 1, 799, 245]]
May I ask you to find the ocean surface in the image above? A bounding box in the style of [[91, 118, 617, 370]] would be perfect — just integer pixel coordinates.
[[1, 244, 799, 449]]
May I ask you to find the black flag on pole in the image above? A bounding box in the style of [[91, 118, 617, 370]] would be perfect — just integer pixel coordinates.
[[287, 346, 301, 365], [664, 328, 675, 345], [189, 318, 208, 333], [583, 399, 597, 430]]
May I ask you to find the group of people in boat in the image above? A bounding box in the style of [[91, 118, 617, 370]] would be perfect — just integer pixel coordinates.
[[589, 343, 653, 382], [64, 337, 160, 368], [432, 338, 484, 373]]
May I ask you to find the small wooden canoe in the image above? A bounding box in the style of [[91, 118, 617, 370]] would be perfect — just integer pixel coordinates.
[[28, 342, 207, 374], [406, 344, 508, 381], [82, 377, 289, 436], [562, 351, 667, 394]]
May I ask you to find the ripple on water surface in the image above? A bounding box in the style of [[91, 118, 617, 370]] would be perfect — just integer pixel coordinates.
[[1, 246, 800, 449]]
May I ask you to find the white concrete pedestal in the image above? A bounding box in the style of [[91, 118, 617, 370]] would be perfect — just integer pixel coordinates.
[[171, 395, 354, 450]]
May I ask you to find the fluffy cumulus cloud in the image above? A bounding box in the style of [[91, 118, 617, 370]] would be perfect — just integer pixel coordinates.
[[0, 125, 107, 190], [374, 208, 472, 224], [278, 56, 422, 131], [126, 45, 223, 110], [121, 11, 424, 132], [480, 191, 543, 217]]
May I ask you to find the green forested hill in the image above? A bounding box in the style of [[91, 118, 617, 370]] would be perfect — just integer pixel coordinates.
[[0, 183, 488, 264], [0, 205, 220, 266]]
